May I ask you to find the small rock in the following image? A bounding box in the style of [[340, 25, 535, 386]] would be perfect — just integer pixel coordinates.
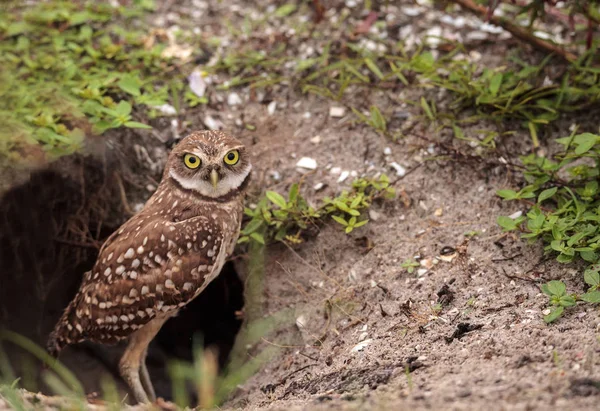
[[227, 92, 242, 106], [267, 101, 277, 115], [369, 209, 381, 221], [270, 170, 281, 181], [153, 103, 177, 115], [370, 280, 377, 288], [389, 162, 406, 177], [314, 182, 325, 191], [296, 315, 307, 329], [330, 167, 341, 175], [509, 211, 523, 219], [329, 106, 346, 118], [359, 332, 369, 341], [434, 208, 443, 217], [311, 135, 321, 144], [542, 309, 551, 315], [383, 147, 392, 156], [296, 157, 317, 170], [203, 115, 223, 130], [303, 112, 311, 119], [351, 339, 372, 352], [417, 268, 428, 277], [338, 170, 350, 183], [188, 70, 208, 97]]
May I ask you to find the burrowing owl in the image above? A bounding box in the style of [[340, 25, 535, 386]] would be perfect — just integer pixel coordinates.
[[47, 130, 252, 403]]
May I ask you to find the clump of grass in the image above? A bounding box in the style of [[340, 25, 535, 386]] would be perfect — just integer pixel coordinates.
[[239, 174, 396, 245], [0, 0, 198, 164], [496, 129, 600, 322]]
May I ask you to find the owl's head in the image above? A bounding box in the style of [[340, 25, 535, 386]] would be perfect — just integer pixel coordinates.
[[164, 130, 252, 199]]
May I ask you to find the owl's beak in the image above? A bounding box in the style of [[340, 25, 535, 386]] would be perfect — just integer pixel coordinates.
[[210, 169, 219, 188]]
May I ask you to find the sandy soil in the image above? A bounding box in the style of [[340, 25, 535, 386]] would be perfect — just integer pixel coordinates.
[[2, 1, 600, 410]]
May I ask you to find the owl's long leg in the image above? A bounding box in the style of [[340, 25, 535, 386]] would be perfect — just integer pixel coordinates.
[[140, 348, 156, 402], [119, 316, 169, 403]]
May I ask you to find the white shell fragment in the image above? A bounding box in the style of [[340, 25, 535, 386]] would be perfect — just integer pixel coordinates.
[[390, 162, 406, 177], [509, 211, 523, 219], [338, 170, 350, 183], [296, 157, 317, 170], [227, 92, 242, 106], [351, 339, 373, 352], [329, 106, 346, 117]]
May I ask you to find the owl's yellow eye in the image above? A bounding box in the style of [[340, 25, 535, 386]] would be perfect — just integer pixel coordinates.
[[183, 154, 201, 169], [224, 150, 239, 165]]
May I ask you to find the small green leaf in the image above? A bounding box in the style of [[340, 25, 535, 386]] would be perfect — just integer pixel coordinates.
[[364, 58, 384, 80], [497, 216, 520, 231], [573, 132, 598, 155], [266, 191, 287, 208], [124, 121, 152, 129], [544, 306, 564, 323], [354, 219, 369, 228], [537, 187, 557, 203], [496, 189, 518, 200], [542, 280, 566, 297], [288, 183, 299, 203], [488, 73, 503, 96], [420, 97, 434, 121], [331, 215, 348, 226], [115, 101, 132, 116], [559, 295, 576, 307], [242, 218, 263, 235], [584, 269, 600, 287], [250, 232, 265, 244], [580, 291, 600, 303], [118, 75, 142, 96]]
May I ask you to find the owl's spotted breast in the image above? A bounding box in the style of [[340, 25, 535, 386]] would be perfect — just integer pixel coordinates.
[[50, 201, 241, 347]]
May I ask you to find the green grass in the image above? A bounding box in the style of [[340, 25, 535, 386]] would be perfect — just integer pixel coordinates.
[[0, 0, 199, 165]]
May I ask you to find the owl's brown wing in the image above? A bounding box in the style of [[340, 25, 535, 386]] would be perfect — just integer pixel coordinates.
[[48, 213, 226, 350]]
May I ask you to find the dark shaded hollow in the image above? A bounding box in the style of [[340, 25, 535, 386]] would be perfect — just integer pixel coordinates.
[[0, 160, 244, 404]]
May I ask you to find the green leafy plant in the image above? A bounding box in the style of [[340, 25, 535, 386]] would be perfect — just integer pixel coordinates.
[[401, 258, 420, 274], [239, 175, 395, 245], [497, 130, 600, 321]]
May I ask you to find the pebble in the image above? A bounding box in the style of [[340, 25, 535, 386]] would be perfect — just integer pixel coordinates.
[[267, 101, 277, 115], [351, 339, 372, 352], [369, 209, 381, 221], [338, 170, 350, 183], [383, 147, 392, 156], [227, 92, 242, 106], [296, 315, 307, 329], [314, 182, 325, 191], [389, 162, 406, 177], [330, 167, 342, 175], [188, 70, 207, 97], [296, 157, 317, 170], [359, 332, 369, 341], [329, 106, 346, 118], [203, 115, 223, 130], [311, 135, 321, 144], [153, 103, 177, 115], [508, 211, 523, 219]]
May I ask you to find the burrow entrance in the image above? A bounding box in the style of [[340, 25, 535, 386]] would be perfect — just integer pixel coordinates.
[[0, 157, 245, 404]]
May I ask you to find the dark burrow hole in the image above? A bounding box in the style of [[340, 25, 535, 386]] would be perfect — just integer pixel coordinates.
[[0, 161, 244, 404]]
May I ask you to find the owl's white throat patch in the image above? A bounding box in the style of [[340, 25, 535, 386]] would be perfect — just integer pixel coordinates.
[[170, 164, 251, 199]]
